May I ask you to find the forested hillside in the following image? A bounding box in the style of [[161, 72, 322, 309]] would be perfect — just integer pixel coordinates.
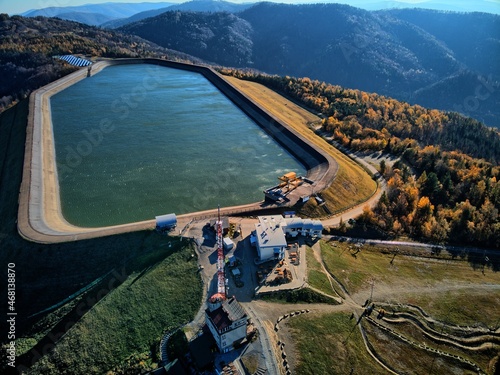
[[386, 9, 499, 76], [103, 0, 254, 29], [119, 11, 253, 67], [0, 14, 198, 112], [0, 10, 498, 246], [240, 3, 500, 128], [122, 3, 500, 127], [221, 69, 500, 247]]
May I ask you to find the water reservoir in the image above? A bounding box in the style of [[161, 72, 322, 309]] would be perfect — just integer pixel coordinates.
[[50, 64, 306, 227]]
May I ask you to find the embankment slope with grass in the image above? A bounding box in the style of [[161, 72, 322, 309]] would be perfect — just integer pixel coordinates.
[[0, 102, 203, 374], [222, 75, 378, 217]]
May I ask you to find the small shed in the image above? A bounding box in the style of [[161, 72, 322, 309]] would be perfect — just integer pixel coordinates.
[[231, 268, 241, 277], [223, 237, 234, 251], [155, 213, 177, 232]]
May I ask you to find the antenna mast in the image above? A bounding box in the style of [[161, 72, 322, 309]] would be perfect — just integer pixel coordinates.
[[216, 205, 227, 298]]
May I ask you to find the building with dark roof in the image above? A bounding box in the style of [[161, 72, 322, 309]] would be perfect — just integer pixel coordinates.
[[205, 297, 247, 353]]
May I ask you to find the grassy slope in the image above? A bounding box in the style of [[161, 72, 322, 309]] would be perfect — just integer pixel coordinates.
[[0, 102, 202, 374], [362, 320, 480, 375], [320, 240, 500, 328], [29, 241, 202, 374], [305, 246, 336, 296], [223, 76, 377, 217], [390, 289, 500, 327], [290, 310, 475, 374], [289, 241, 500, 374], [288, 312, 387, 375]]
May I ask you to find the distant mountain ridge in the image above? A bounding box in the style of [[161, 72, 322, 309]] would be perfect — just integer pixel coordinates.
[[103, 0, 254, 29], [20, 0, 500, 28], [21, 2, 175, 18], [21, 2, 174, 25], [343, 0, 500, 14], [20, 0, 500, 20], [54, 11, 117, 26], [120, 2, 500, 127], [0, 14, 201, 112]]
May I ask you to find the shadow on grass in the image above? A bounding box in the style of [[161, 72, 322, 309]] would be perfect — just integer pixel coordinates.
[[16, 234, 190, 371], [0, 101, 195, 372]]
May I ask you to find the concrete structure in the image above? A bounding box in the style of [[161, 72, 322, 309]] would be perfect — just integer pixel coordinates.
[[282, 217, 323, 238], [18, 58, 339, 243], [252, 215, 323, 261], [205, 297, 247, 353], [253, 215, 288, 262], [155, 213, 177, 232], [223, 237, 234, 251]]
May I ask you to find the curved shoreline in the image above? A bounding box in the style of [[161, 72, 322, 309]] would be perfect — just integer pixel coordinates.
[[18, 58, 338, 243]]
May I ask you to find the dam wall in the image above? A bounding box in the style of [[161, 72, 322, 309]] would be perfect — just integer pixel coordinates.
[[18, 58, 337, 243]]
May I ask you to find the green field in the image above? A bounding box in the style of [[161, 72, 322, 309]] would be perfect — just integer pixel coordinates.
[[288, 312, 387, 375], [288, 240, 500, 374], [28, 240, 202, 374], [305, 246, 343, 298], [0, 101, 203, 374]]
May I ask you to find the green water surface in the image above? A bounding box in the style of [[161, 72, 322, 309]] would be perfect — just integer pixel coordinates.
[[51, 64, 305, 227]]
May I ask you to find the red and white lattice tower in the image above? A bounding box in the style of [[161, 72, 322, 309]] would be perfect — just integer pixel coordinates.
[[209, 206, 227, 309], [216, 206, 226, 298]]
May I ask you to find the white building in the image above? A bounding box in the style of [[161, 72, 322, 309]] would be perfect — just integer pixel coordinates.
[[252, 215, 323, 261], [205, 297, 247, 353], [282, 217, 323, 238], [253, 215, 288, 262]]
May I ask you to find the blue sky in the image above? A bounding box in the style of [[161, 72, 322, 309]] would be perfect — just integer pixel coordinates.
[[1, 0, 499, 15]]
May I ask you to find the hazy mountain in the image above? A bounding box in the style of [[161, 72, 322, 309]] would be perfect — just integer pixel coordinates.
[[53, 11, 117, 26], [121, 2, 500, 127], [103, 0, 255, 29], [341, 0, 500, 14], [120, 11, 253, 66], [103, 6, 176, 28], [385, 8, 500, 76], [21, 2, 174, 23], [239, 3, 463, 93], [166, 0, 254, 13]]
